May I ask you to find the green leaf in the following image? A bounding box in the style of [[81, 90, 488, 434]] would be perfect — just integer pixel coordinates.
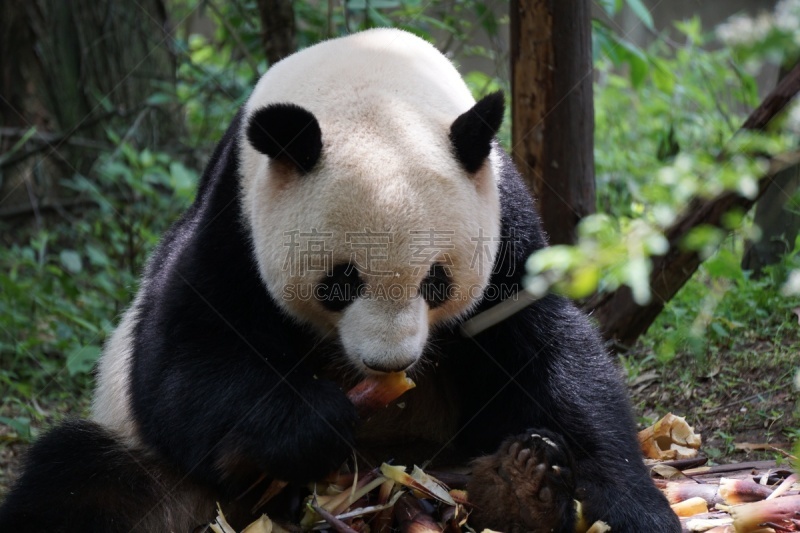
[[682, 226, 725, 254], [66, 345, 102, 376], [86, 244, 111, 267], [649, 57, 676, 94], [710, 322, 729, 338], [596, 0, 622, 17], [54, 308, 101, 334], [625, 0, 654, 31], [0, 416, 31, 441], [169, 161, 198, 199], [674, 17, 702, 42], [59, 250, 83, 274], [704, 249, 743, 280], [616, 39, 649, 88], [146, 92, 173, 106], [565, 265, 600, 299], [140, 149, 155, 167]]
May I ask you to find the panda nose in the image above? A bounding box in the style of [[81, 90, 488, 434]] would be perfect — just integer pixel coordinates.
[[362, 359, 413, 374]]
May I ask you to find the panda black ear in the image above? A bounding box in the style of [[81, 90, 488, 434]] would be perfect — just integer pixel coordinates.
[[449, 91, 505, 174], [246, 103, 322, 173]]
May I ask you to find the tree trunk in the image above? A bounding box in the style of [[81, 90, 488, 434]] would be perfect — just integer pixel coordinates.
[[256, 0, 296, 66], [510, 0, 595, 245], [0, 0, 35, 146], [0, 0, 175, 216], [586, 62, 800, 348]]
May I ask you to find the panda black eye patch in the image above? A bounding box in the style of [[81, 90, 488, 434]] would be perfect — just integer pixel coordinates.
[[420, 263, 452, 309], [318, 263, 364, 312]]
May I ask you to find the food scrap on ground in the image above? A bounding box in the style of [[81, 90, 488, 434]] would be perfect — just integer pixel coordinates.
[[656, 461, 800, 532], [639, 413, 703, 461]]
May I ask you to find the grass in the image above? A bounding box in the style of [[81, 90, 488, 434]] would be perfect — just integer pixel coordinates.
[[626, 252, 800, 465], [628, 330, 799, 462]]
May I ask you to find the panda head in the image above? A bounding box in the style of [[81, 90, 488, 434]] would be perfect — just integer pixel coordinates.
[[239, 30, 504, 375]]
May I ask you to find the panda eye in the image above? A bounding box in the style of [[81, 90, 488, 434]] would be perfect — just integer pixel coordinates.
[[420, 263, 452, 309], [319, 263, 364, 312]]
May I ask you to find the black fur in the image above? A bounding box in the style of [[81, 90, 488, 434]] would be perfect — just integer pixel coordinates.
[[450, 91, 505, 173], [0, 100, 679, 531], [319, 263, 364, 312], [0, 420, 216, 532], [247, 103, 322, 173]]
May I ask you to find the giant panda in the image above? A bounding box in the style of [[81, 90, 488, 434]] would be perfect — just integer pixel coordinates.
[[0, 29, 680, 532]]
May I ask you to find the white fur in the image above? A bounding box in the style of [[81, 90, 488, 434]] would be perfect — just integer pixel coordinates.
[[339, 296, 429, 372], [239, 29, 502, 373], [91, 300, 141, 446]]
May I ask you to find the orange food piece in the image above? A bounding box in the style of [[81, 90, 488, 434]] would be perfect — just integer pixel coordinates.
[[346, 372, 415, 417]]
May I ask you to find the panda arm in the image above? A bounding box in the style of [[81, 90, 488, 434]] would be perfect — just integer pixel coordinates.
[[455, 297, 679, 532], [129, 309, 357, 488], [126, 206, 357, 488]]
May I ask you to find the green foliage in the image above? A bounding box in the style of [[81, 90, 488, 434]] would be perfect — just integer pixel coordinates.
[[593, 20, 779, 221], [528, 16, 798, 355], [646, 237, 800, 362], [0, 142, 197, 436], [716, 0, 800, 70], [526, 215, 667, 303]]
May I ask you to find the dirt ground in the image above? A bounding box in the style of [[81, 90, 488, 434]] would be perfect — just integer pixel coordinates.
[[628, 336, 798, 464]]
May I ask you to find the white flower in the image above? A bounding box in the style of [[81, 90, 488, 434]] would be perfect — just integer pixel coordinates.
[[717, 15, 757, 45], [776, 0, 800, 32], [716, 12, 775, 46]]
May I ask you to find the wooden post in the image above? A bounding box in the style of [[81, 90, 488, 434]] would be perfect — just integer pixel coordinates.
[[510, 0, 595, 245]]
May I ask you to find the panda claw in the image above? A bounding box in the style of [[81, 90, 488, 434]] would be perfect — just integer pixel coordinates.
[[467, 429, 576, 533], [517, 447, 531, 464]]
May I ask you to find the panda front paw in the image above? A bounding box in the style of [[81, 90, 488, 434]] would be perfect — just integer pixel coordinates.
[[467, 429, 576, 533], [254, 380, 359, 484]]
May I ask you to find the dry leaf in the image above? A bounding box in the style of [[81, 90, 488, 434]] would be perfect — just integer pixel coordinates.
[[379, 463, 455, 505], [241, 515, 273, 533]]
